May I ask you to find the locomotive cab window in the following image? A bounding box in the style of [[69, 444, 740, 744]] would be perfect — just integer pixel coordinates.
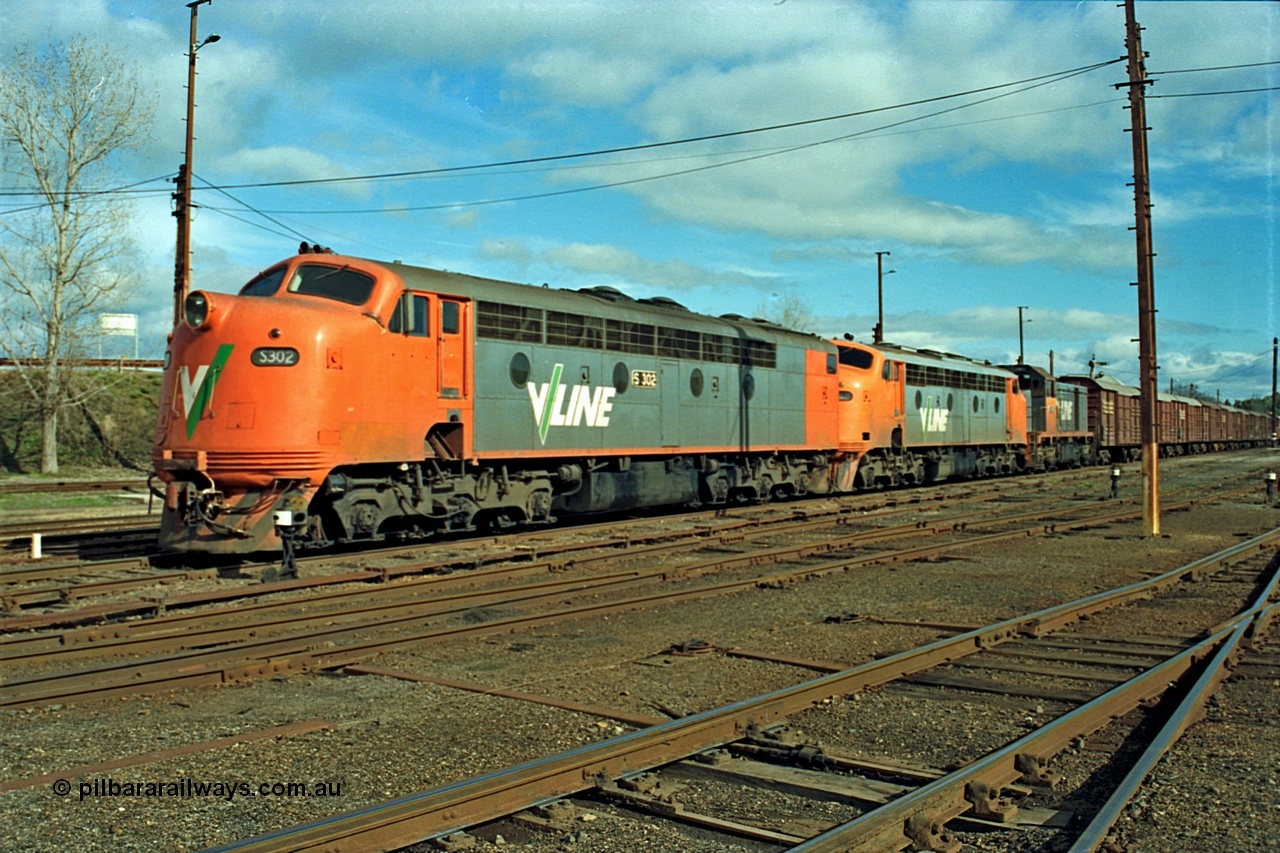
[[837, 346, 874, 370], [240, 267, 287, 297], [441, 301, 460, 335], [287, 264, 377, 306], [389, 293, 430, 337]]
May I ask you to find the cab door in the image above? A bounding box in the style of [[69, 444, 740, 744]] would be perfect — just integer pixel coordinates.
[[438, 299, 467, 401]]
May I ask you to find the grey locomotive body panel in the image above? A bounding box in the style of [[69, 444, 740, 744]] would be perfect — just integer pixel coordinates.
[[1056, 382, 1088, 433], [887, 348, 1013, 447], [394, 264, 822, 456]]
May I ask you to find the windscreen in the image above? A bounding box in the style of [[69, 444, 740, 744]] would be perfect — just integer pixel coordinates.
[[286, 264, 376, 305], [837, 346, 875, 369], [239, 267, 287, 297]]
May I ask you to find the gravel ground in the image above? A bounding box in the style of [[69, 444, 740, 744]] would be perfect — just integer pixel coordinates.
[[3, 450, 1279, 852]]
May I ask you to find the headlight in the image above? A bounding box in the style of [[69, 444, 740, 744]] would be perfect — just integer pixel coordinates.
[[184, 291, 210, 329]]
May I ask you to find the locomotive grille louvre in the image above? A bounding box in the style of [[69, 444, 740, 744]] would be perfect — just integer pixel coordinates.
[[905, 363, 1004, 393], [545, 311, 603, 348], [475, 299, 777, 368], [477, 301, 542, 342], [605, 319, 656, 355]]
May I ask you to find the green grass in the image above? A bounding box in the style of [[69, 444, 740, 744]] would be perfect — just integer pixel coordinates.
[[0, 370, 163, 474], [0, 492, 144, 514]]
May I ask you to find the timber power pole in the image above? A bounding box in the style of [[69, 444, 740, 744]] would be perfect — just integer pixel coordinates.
[[1121, 0, 1160, 537], [173, 0, 218, 327], [874, 251, 891, 344], [1272, 336, 1277, 444]]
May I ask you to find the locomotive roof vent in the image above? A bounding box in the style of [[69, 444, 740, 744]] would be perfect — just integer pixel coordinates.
[[637, 296, 689, 311], [578, 285, 630, 301], [720, 313, 748, 321]]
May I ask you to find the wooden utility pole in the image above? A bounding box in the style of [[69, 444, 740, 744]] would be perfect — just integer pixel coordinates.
[[1121, 0, 1160, 537], [1271, 336, 1277, 444], [173, 0, 217, 326], [874, 251, 891, 344]]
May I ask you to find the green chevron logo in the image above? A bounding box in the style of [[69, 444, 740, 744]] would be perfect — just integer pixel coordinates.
[[180, 344, 234, 439]]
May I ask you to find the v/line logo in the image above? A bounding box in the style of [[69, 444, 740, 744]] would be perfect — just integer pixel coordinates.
[[178, 344, 234, 439], [527, 363, 616, 445], [919, 394, 951, 434]]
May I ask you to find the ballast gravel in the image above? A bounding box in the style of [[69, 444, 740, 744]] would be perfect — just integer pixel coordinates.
[[3, 451, 1280, 852]]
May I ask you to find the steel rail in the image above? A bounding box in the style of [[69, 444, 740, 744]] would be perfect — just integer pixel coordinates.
[[0, 487, 1208, 668], [790, 627, 1239, 853], [0, 479, 149, 497], [795, 553, 1280, 853], [201, 527, 1280, 853], [0, 477, 939, 601], [0, 460, 1114, 575], [0, 485, 1026, 631], [1065, 555, 1280, 852], [0, 514, 157, 540], [0, 483, 1120, 654], [0, 494, 1259, 708]]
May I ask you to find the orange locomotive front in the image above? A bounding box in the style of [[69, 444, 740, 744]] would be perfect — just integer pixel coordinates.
[[153, 254, 468, 554]]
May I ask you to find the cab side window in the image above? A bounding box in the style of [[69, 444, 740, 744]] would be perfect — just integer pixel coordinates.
[[389, 293, 430, 337], [442, 301, 460, 335]]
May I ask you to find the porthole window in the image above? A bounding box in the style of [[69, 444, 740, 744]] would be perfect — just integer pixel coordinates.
[[612, 362, 629, 394], [994, 397, 1001, 413], [947, 393, 953, 409], [690, 368, 704, 397], [914, 390, 923, 409], [509, 352, 531, 388], [973, 396, 979, 413], [742, 373, 755, 401]]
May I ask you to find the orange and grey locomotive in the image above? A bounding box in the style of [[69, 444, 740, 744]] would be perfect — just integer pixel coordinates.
[[153, 253, 843, 554], [151, 252, 1270, 557]]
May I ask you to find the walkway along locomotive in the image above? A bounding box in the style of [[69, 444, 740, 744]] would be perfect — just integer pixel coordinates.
[[151, 252, 1269, 555]]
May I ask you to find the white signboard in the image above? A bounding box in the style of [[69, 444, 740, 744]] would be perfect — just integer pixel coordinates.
[[99, 313, 138, 335]]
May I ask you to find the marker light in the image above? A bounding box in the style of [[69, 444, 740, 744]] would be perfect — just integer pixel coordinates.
[[184, 291, 210, 329]]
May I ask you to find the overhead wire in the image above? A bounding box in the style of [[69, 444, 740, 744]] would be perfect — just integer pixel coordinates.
[[243, 59, 1126, 216], [1149, 59, 1280, 75], [1149, 86, 1280, 99], [191, 173, 313, 243], [189, 58, 1126, 193]]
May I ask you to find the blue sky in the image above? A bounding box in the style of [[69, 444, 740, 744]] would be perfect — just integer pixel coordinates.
[[2, 0, 1276, 400]]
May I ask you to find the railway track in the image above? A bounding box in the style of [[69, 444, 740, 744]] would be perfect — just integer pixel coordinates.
[[0, 479, 1254, 709], [0, 466, 1105, 619], [195, 529, 1279, 852], [4, 451, 1277, 853], [1, 476, 1251, 636], [0, 462, 1095, 562], [0, 479, 149, 498]]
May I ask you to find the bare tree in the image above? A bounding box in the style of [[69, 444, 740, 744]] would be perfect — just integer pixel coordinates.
[[754, 293, 815, 333], [0, 38, 155, 473]]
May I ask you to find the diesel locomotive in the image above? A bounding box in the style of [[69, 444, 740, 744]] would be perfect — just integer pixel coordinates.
[[151, 252, 1269, 555]]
